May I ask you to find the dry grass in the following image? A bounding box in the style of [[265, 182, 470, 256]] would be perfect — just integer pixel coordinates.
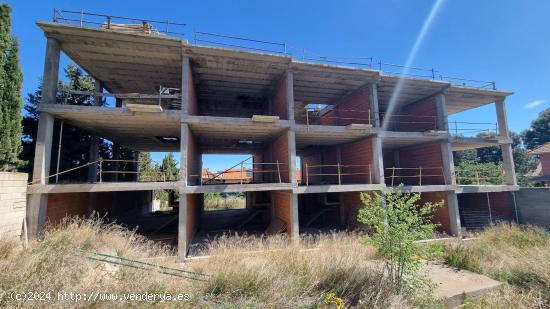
[[0, 217, 424, 308], [441, 224, 550, 308]]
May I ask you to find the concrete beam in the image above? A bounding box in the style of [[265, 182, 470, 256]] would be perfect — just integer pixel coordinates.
[[446, 192, 462, 238], [501, 143, 517, 186], [495, 98, 509, 137]]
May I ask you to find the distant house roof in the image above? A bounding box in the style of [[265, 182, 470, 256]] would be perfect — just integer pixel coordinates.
[[529, 142, 550, 154]]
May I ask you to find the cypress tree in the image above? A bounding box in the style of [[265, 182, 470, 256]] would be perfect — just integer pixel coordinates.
[[0, 4, 23, 171]]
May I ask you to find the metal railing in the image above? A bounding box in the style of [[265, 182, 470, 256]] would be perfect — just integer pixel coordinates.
[[303, 163, 372, 185], [28, 158, 176, 185], [57, 86, 182, 109], [455, 168, 505, 185], [190, 161, 287, 185], [378, 61, 496, 90], [193, 30, 287, 54], [449, 121, 499, 137], [50, 8, 499, 91], [384, 166, 444, 186], [52, 9, 186, 38]]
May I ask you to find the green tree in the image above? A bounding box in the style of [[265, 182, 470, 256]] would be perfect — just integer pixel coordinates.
[[523, 108, 550, 149], [160, 152, 179, 181], [138, 152, 161, 181], [0, 4, 23, 171], [357, 187, 442, 292]]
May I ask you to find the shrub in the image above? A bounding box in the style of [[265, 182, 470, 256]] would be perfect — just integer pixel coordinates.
[[357, 187, 442, 292]]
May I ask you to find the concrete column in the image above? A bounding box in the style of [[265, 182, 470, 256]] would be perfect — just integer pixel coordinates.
[[371, 135, 385, 185], [446, 192, 462, 238], [285, 70, 295, 122], [88, 80, 102, 182], [26, 37, 60, 238], [369, 83, 380, 127], [288, 130, 297, 184], [435, 93, 449, 131], [495, 98, 509, 137], [290, 193, 300, 244], [178, 192, 188, 259], [181, 56, 190, 114], [501, 143, 517, 185], [441, 142, 456, 185], [180, 123, 189, 185]]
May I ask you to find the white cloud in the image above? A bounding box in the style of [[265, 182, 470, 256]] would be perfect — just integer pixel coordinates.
[[523, 99, 546, 109]]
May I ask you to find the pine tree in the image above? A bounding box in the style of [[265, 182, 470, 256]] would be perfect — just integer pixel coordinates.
[[0, 4, 24, 171], [160, 152, 179, 181]]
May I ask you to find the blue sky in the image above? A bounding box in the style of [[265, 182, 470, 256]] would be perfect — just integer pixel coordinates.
[[6, 0, 550, 170]]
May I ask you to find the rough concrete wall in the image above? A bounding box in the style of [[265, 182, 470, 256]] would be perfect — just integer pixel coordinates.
[[390, 97, 437, 132], [188, 67, 198, 115], [397, 143, 445, 185], [541, 153, 550, 175], [340, 138, 373, 184], [321, 89, 371, 126], [47, 193, 89, 226], [419, 192, 451, 234], [187, 129, 201, 185], [272, 191, 293, 235], [516, 188, 550, 228], [0, 172, 27, 237], [271, 75, 288, 120]]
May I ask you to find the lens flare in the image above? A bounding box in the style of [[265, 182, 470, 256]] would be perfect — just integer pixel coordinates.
[[381, 0, 446, 131]]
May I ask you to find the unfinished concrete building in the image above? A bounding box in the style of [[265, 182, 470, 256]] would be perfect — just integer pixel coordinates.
[[27, 11, 519, 259]]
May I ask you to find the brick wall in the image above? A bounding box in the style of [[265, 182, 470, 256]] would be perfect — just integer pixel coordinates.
[[272, 191, 293, 235], [188, 67, 198, 115], [320, 89, 371, 126], [341, 191, 365, 229], [301, 153, 322, 185], [47, 192, 89, 226], [264, 132, 290, 182], [271, 75, 288, 120], [396, 143, 445, 185], [386, 97, 437, 132], [187, 129, 201, 185], [458, 192, 513, 221], [340, 138, 374, 184], [419, 192, 451, 234], [0, 172, 27, 237]]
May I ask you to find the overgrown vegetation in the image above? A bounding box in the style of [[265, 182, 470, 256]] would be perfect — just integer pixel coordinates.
[[204, 192, 245, 211], [357, 188, 442, 293], [418, 224, 550, 307]]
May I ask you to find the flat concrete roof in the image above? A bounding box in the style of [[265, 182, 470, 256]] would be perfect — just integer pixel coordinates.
[[38, 22, 513, 116]]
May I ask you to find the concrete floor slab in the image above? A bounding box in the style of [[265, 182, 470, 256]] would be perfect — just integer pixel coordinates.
[[428, 262, 502, 307]]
